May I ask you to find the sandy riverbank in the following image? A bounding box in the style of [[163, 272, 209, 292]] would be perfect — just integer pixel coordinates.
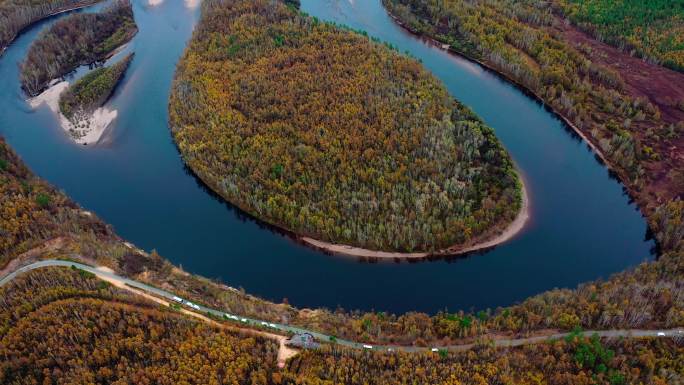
[[28, 81, 117, 145], [148, 0, 199, 8], [302, 179, 530, 259]]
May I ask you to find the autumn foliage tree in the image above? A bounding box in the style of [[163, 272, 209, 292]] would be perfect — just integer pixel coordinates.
[[0, 0, 103, 53], [170, 0, 521, 253], [19, 0, 137, 96]]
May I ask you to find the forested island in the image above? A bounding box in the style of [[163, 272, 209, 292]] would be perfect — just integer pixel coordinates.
[[59, 53, 133, 135], [20, 0, 137, 96], [0, 0, 103, 54], [170, 0, 522, 254]]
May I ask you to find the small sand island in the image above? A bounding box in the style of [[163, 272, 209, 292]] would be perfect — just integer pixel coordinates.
[[28, 81, 116, 145], [30, 54, 133, 145], [21, 0, 137, 144], [170, 0, 524, 256]]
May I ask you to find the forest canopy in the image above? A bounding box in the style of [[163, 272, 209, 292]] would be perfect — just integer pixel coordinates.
[[19, 0, 137, 96], [383, 0, 683, 222], [170, 0, 521, 253], [554, 0, 684, 72], [0, 268, 279, 384], [0, 0, 102, 53], [59, 52, 134, 122]]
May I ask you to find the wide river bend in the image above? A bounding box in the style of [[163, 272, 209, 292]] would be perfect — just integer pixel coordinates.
[[0, 0, 653, 314]]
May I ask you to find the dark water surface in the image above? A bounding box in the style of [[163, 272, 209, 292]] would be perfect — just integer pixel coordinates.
[[0, 0, 654, 314]]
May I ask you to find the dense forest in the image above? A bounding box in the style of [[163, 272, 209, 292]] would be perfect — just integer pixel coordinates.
[[283, 336, 683, 384], [1, 267, 682, 384], [0, 137, 118, 269], [0, 267, 280, 384], [0, 0, 102, 53], [20, 0, 137, 96], [383, 0, 683, 240], [59, 52, 133, 125], [170, 0, 521, 252], [553, 0, 684, 72]]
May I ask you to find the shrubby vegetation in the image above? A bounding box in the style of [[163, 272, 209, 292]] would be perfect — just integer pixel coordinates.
[[59, 52, 133, 122], [0, 0, 102, 53], [20, 0, 137, 96], [170, 0, 521, 252], [0, 268, 280, 384], [2, 268, 682, 384], [554, 0, 684, 72], [0, 137, 117, 269], [383, 0, 682, 218], [283, 336, 683, 384]]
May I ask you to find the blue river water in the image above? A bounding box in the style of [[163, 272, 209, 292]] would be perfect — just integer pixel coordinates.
[[0, 0, 654, 314]]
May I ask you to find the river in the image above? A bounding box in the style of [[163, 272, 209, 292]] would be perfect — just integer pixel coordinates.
[[0, 0, 654, 314]]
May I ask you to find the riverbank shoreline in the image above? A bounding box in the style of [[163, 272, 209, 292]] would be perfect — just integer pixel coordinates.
[[28, 80, 117, 145], [175, 148, 529, 261], [381, 7, 660, 225], [384, 11, 612, 166], [301, 177, 529, 259], [0, 1, 102, 58]]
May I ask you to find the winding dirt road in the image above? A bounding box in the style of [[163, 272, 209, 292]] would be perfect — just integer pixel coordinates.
[[2, 260, 681, 363]]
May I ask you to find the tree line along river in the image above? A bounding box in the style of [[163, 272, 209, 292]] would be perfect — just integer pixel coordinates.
[[0, 0, 654, 314]]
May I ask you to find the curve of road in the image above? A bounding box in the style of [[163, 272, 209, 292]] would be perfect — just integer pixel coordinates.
[[2, 259, 682, 357]]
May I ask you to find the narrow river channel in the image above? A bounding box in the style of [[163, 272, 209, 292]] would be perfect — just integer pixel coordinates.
[[0, 0, 654, 314]]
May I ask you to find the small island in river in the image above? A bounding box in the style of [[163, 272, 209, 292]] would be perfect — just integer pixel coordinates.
[[57, 53, 134, 143], [20, 0, 137, 96], [170, 0, 524, 255], [22, 0, 137, 145]]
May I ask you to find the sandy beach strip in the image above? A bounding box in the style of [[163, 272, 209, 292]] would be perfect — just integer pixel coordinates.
[[302, 179, 530, 259], [28, 80, 117, 145]]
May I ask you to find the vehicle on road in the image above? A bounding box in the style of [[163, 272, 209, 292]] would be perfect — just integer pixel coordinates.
[[431, 348, 439, 352], [172, 296, 183, 303], [657, 332, 666, 336], [363, 344, 373, 350]]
